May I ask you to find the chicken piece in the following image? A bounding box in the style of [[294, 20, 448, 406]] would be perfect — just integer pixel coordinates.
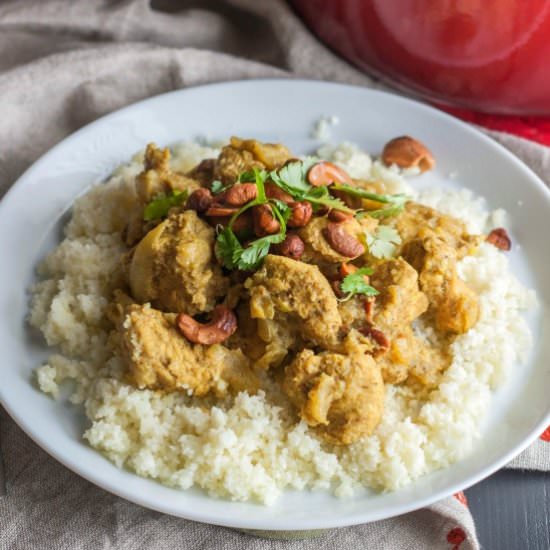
[[214, 145, 264, 185], [374, 328, 415, 384], [338, 296, 370, 332], [136, 143, 200, 204], [375, 325, 450, 386], [283, 349, 384, 445], [361, 259, 429, 384], [213, 137, 292, 185], [401, 236, 479, 334], [124, 144, 201, 246], [394, 202, 481, 259], [407, 332, 451, 388], [246, 255, 342, 347], [186, 158, 216, 188], [370, 258, 429, 333], [357, 214, 380, 236], [225, 300, 289, 371], [128, 210, 229, 315], [230, 137, 292, 169], [116, 304, 259, 396], [337, 284, 448, 386]]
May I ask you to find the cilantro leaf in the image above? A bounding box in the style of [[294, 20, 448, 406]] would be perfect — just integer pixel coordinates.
[[270, 199, 292, 222], [331, 184, 408, 205], [366, 225, 402, 259], [339, 267, 378, 300], [237, 232, 286, 270], [238, 170, 257, 183], [332, 184, 408, 219], [215, 226, 243, 269], [211, 180, 231, 194], [234, 197, 288, 270], [366, 203, 407, 219], [304, 186, 354, 213], [253, 167, 267, 202], [235, 196, 289, 270], [143, 190, 188, 221], [269, 158, 317, 199], [268, 158, 354, 213]]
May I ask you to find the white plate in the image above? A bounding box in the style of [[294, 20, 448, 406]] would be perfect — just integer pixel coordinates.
[[0, 80, 549, 530]]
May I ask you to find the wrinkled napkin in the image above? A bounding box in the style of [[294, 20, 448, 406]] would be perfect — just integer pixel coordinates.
[[0, 1, 549, 549]]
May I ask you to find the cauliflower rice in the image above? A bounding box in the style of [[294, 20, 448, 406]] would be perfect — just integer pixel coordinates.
[[30, 141, 536, 504]]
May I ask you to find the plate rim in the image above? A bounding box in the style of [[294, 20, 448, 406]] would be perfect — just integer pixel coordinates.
[[1, 78, 549, 530]]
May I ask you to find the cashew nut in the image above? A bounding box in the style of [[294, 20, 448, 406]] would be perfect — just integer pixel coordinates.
[[231, 210, 253, 236], [186, 188, 213, 213], [176, 305, 237, 344], [203, 210, 253, 237], [224, 183, 258, 206], [272, 233, 305, 260], [287, 201, 313, 228], [381, 136, 435, 172], [307, 161, 353, 187], [486, 227, 511, 251], [265, 181, 294, 204], [328, 209, 353, 223], [252, 204, 280, 236], [205, 204, 240, 217], [322, 222, 365, 258]]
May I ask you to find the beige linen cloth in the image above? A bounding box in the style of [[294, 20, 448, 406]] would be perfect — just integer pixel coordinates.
[[0, 1, 548, 548]]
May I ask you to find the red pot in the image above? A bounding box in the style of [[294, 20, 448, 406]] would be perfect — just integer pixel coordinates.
[[290, 0, 550, 114]]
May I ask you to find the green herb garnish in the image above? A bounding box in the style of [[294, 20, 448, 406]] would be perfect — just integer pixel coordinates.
[[216, 224, 286, 271], [269, 159, 353, 213], [143, 190, 188, 221], [303, 185, 354, 213], [331, 183, 408, 218], [215, 168, 288, 270], [270, 199, 292, 222], [211, 180, 232, 194], [214, 226, 243, 269], [269, 158, 317, 197], [215, 160, 386, 271], [237, 170, 258, 183], [339, 266, 379, 300], [366, 203, 407, 219], [366, 225, 402, 259], [237, 233, 286, 270]]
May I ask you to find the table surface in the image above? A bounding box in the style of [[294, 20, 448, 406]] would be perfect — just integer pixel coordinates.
[[465, 469, 550, 549]]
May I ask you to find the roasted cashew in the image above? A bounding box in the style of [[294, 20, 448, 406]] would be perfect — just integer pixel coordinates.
[[252, 204, 281, 236], [486, 227, 511, 251], [224, 183, 258, 206], [186, 188, 213, 213], [381, 136, 435, 172], [328, 209, 353, 222], [176, 305, 237, 344], [307, 161, 353, 187], [205, 204, 240, 217], [287, 201, 313, 228], [265, 182, 294, 204], [323, 222, 365, 258], [272, 233, 305, 260]]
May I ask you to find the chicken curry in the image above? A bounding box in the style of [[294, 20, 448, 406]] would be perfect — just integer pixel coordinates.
[[108, 136, 510, 446]]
